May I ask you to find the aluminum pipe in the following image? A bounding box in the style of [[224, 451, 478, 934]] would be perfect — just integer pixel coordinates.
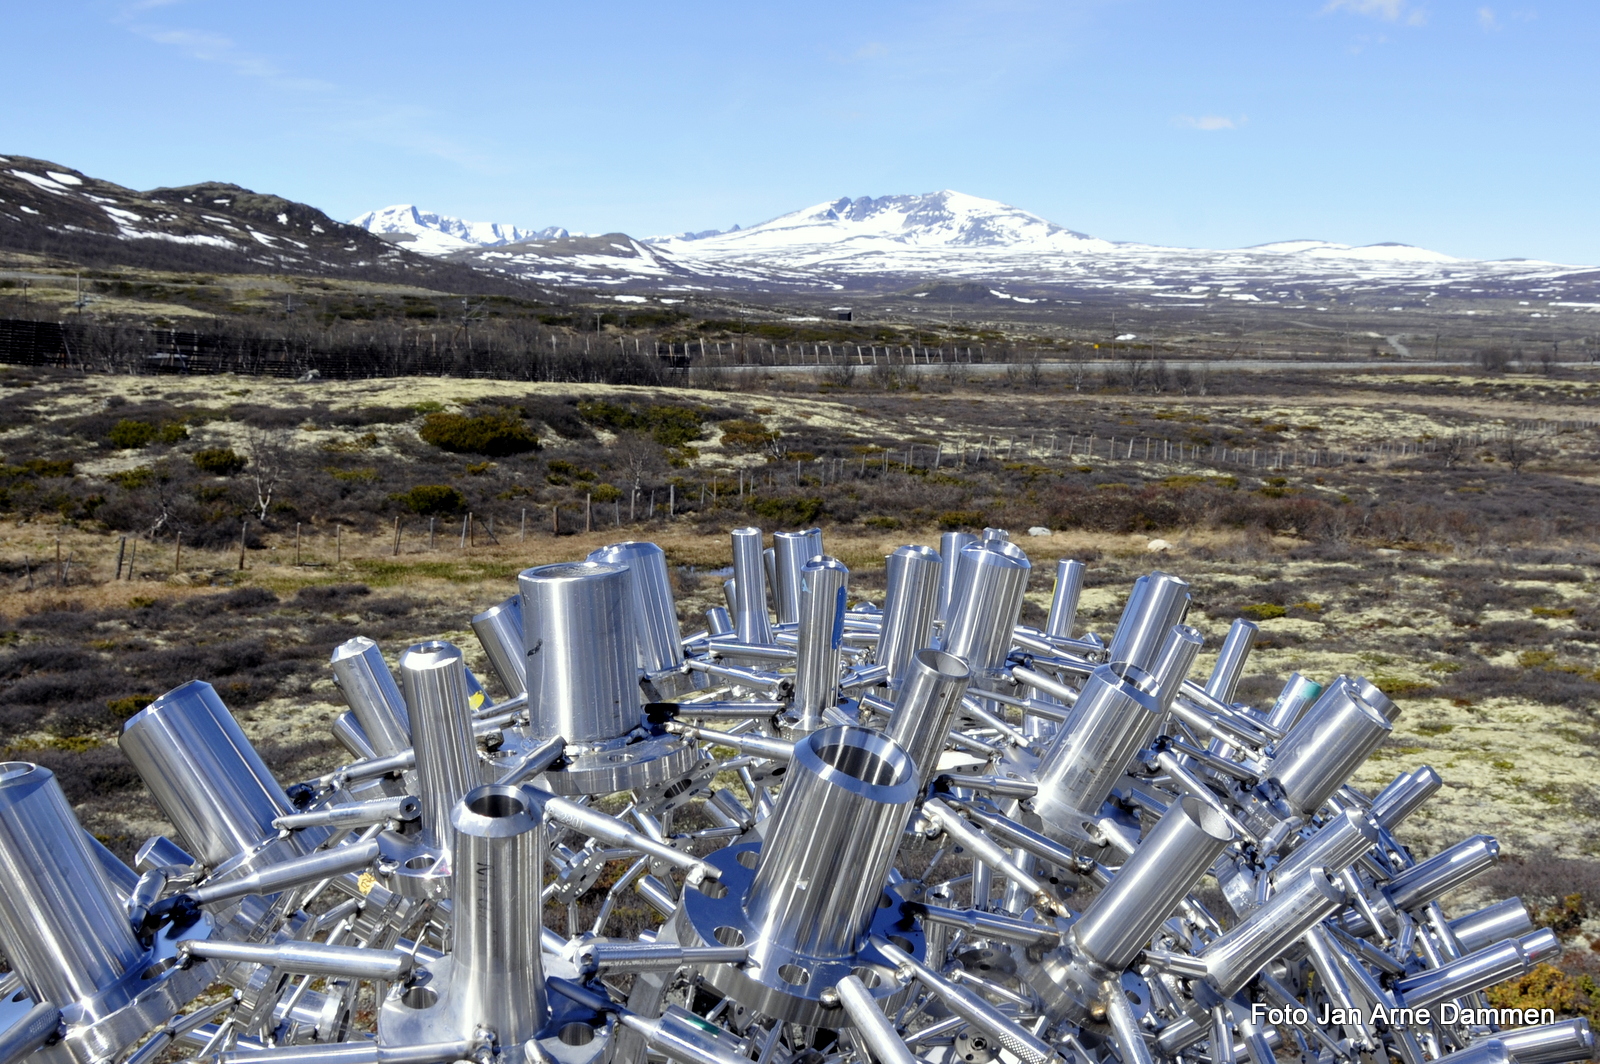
[[941, 541, 1030, 677], [398, 642, 479, 854], [885, 649, 971, 790], [1352, 675, 1401, 722], [745, 727, 917, 958], [179, 938, 414, 981], [1368, 765, 1444, 829], [1032, 663, 1164, 838], [791, 556, 850, 729], [730, 528, 774, 645], [935, 532, 978, 622], [1270, 808, 1380, 886], [0, 1001, 60, 1064], [449, 784, 547, 1043], [1385, 834, 1500, 912], [877, 545, 942, 685], [519, 561, 640, 743], [469, 594, 526, 698], [0, 762, 144, 1006], [1071, 795, 1235, 972], [835, 974, 917, 1064], [1265, 673, 1323, 732], [1106, 572, 1191, 674], [330, 636, 412, 759], [1496, 1021, 1595, 1064], [588, 540, 685, 675], [1148, 625, 1205, 714], [1199, 869, 1346, 995], [119, 680, 299, 867], [188, 839, 382, 905], [1450, 897, 1536, 954], [1045, 559, 1086, 640], [772, 529, 825, 627], [1268, 679, 1392, 815], [332, 712, 379, 761], [1205, 619, 1259, 704], [1394, 930, 1558, 1011]]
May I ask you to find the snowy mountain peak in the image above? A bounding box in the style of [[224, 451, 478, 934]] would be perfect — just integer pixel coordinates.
[[350, 204, 572, 255]]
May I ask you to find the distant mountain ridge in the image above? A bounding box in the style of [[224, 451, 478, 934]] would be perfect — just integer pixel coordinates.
[[351, 204, 577, 254]]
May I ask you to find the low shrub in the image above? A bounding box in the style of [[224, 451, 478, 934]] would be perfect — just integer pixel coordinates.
[[394, 484, 467, 515], [108, 419, 188, 449], [193, 447, 247, 475], [419, 411, 539, 456]]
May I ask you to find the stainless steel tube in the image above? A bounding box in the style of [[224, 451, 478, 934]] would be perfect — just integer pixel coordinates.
[[1071, 795, 1235, 972], [1268, 679, 1392, 815], [273, 796, 420, 832], [0, 762, 144, 1006], [1395, 930, 1557, 1010], [330, 637, 412, 759], [877, 545, 942, 685], [120, 680, 299, 867], [469, 595, 526, 698], [1205, 619, 1259, 704], [1033, 663, 1164, 835], [519, 561, 640, 742], [449, 784, 547, 1043], [589, 540, 685, 675], [885, 649, 971, 789], [398, 642, 480, 853], [941, 541, 1030, 676], [1450, 897, 1535, 954], [1368, 765, 1443, 829], [188, 839, 382, 905], [1270, 808, 1380, 885], [1148, 625, 1204, 713], [1265, 673, 1323, 732], [1352, 675, 1401, 721], [936, 532, 978, 622], [792, 556, 850, 728], [835, 974, 916, 1064], [730, 527, 774, 645], [1495, 1021, 1595, 1064], [1384, 834, 1500, 912], [1045, 559, 1086, 640], [331, 712, 378, 761], [1106, 572, 1191, 674], [180, 938, 414, 981], [745, 727, 917, 958], [0, 1001, 60, 1063], [772, 529, 824, 626], [1200, 869, 1346, 995]]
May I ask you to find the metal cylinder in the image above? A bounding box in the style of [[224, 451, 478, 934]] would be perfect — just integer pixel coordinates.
[[519, 561, 640, 743], [706, 606, 734, 637], [1205, 619, 1259, 704], [1200, 869, 1346, 995], [941, 541, 1030, 676], [730, 527, 774, 644], [329, 636, 412, 759], [772, 529, 824, 627], [1395, 930, 1557, 1011], [1385, 834, 1500, 912], [398, 642, 480, 854], [792, 556, 850, 727], [1368, 765, 1443, 829], [1496, 1021, 1595, 1064], [469, 595, 526, 698], [1450, 897, 1536, 954], [744, 727, 917, 958], [331, 712, 378, 761], [1045, 559, 1086, 640], [588, 541, 684, 675], [1265, 673, 1323, 732], [936, 532, 978, 622], [120, 679, 298, 867], [877, 545, 942, 685], [1071, 795, 1234, 972], [1149, 625, 1204, 713], [0, 762, 145, 1006], [1033, 664, 1164, 834], [885, 649, 972, 789], [449, 784, 547, 1043], [1106, 572, 1191, 674], [1271, 808, 1380, 885], [1352, 675, 1401, 721], [1268, 679, 1392, 815]]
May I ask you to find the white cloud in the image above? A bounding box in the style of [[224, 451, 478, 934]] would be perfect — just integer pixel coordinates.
[[1176, 115, 1245, 131], [1322, 0, 1428, 25], [1478, 6, 1500, 29]]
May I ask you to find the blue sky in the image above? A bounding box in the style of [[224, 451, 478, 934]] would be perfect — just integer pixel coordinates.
[[4, 1, 1596, 262]]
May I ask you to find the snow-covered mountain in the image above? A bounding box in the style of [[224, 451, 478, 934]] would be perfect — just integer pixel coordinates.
[[350, 204, 574, 255]]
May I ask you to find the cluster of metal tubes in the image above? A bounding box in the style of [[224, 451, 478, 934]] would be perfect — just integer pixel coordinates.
[[0, 528, 1588, 1064]]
